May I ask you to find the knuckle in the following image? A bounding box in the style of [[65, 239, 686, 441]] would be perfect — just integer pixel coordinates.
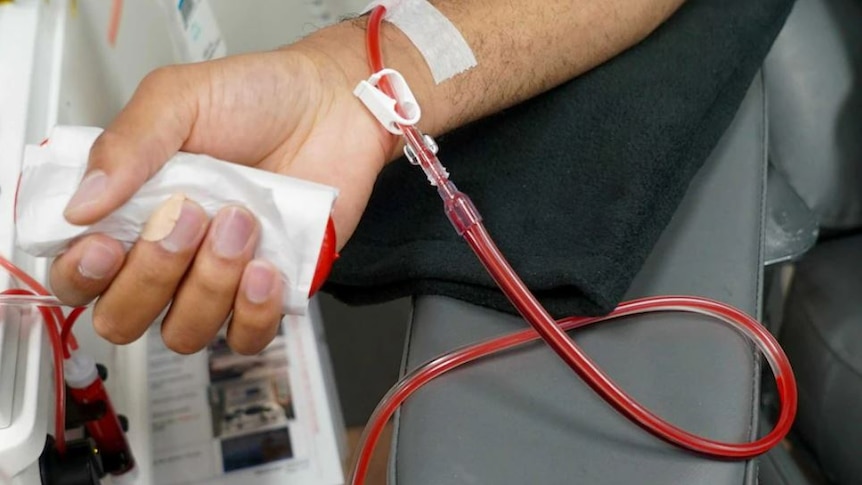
[[194, 267, 234, 298], [49, 274, 91, 308], [88, 132, 112, 159], [140, 66, 179, 90], [93, 314, 136, 345], [135, 260, 178, 287], [162, 331, 203, 355], [161, 303, 223, 354], [188, 260, 242, 296], [88, 131, 127, 170], [240, 314, 277, 336], [229, 316, 278, 356], [50, 259, 102, 307]]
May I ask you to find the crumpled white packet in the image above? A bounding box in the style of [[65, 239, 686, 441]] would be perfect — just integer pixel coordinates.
[[15, 126, 339, 315]]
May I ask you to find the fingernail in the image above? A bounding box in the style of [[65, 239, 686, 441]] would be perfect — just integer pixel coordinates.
[[78, 241, 117, 279], [64, 170, 108, 218], [141, 195, 205, 253], [244, 261, 276, 304], [212, 207, 256, 258], [162, 200, 206, 252]]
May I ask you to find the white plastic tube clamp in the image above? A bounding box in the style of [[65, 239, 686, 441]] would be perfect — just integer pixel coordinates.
[[353, 68, 421, 135]]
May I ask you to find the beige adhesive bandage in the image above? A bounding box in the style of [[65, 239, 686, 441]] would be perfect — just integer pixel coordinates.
[[140, 193, 187, 242]]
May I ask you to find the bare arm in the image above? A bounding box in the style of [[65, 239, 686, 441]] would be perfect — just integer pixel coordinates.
[[301, 0, 687, 139]]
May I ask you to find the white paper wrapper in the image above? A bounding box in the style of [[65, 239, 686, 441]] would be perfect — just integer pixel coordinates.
[[15, 126, 338, 315]]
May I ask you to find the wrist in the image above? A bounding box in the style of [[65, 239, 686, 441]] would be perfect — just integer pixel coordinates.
[[287, 18, 448, 162]]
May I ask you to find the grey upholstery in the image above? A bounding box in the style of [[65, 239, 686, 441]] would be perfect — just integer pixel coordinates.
[[760, 1, 862, 483], [779, 236, 862, 485], [763, 0, 862, 230], [391, 76, 767, 484], [764, 164, 819, 266]]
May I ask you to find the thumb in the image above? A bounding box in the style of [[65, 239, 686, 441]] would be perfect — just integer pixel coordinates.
[[64, 66, 198, 225]]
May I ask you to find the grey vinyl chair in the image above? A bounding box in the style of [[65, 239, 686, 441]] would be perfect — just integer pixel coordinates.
[[390, 0, 862, 481], [391, 72, 770, 484], [758, 0, 862, 484]]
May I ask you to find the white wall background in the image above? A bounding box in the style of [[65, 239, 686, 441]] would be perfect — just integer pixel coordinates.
[[65, 0, 372, 121]]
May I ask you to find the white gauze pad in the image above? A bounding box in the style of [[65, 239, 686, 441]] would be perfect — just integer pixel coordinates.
[[364, 0, 477, 84], [15, 126, 339, 315]]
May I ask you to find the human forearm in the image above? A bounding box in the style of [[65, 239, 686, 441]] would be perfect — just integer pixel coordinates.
[[296, 0, 686, 141]]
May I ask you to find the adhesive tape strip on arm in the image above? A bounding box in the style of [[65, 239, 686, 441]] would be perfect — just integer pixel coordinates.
[[14, 126, 339, 315], [362, 0, 477, 84]]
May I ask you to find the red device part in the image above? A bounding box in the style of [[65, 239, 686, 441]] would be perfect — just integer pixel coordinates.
[[310, 217, 338, 296], [67, 377, 135, 474]]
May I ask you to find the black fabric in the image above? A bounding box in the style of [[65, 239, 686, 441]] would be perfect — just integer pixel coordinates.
[[324, 0, 795, 318]]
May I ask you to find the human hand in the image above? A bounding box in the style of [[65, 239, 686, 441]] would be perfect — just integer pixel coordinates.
[[47, 0, 671, 355], [49, 22, 420, 355]]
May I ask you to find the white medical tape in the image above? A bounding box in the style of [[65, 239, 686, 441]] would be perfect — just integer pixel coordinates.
[[363, 0, 477, 84]]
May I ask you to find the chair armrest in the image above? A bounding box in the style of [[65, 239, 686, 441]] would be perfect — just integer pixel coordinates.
[[391, 74, 767, 485]]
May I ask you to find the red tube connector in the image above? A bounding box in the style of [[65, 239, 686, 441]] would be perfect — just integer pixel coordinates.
[[65, 352, 135, 475]]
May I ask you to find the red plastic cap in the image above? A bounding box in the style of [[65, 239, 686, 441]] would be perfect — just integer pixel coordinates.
[[309, 217, 338, 296]]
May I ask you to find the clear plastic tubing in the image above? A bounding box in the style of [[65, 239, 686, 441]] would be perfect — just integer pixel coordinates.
[[2, 257, 87, 455], [348, 6, 798, 485], [1, 288, 68, 454]]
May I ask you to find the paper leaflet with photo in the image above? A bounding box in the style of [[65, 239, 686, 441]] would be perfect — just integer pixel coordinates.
[[146, 307, 344, 484]]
